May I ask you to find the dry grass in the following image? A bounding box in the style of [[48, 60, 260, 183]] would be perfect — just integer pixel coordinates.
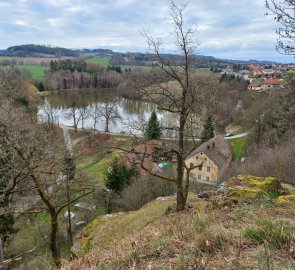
[[61, 186, 295, 270]]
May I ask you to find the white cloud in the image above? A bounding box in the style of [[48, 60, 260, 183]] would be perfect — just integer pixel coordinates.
[[0, 0, 293, 62]]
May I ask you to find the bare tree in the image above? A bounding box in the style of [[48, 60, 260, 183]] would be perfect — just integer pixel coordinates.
[[95, 101, 121, 132], [136, 1, 204, 211], [40, 102, 59, 128], [65, 105, 90, 132], [0, 77, 93, 267], [0, 114, 93, 268], [79, 107, 90, 130], [266, 0, 295, 55], [91, 104, 100, 130]]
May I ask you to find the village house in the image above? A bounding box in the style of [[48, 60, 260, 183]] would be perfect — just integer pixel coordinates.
[[123, 140, 166, 170], [247, 81, 262, 90], [185, 135, 232, 185], [261, 78, 284, 90]]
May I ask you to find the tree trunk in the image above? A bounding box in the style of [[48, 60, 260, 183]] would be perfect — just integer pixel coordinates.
[[73, 113, 77, 132], [0, 238, 4, 263], [50, 213, 61, 268], [176, 181, 185, 211], [176, 113, 186, 211], [66, 181, 73, 248], [183, 169, 190, 204], [105, 118, 109, 132]]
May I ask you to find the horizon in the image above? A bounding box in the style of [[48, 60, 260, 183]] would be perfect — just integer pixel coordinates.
[[0, 0, 294, 63]]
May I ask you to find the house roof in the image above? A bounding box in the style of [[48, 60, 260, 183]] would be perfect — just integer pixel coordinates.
[[123, 140, 164, 168], [248, 82, 262, 88], [187, 135, 232, 170], [262, 79, 282, 85]]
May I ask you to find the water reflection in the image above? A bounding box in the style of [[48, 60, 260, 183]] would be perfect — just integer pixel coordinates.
[[38, 89, 177, 135]]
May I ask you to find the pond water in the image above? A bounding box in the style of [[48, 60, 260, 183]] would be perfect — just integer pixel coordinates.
[[38, 89, 179, 136]]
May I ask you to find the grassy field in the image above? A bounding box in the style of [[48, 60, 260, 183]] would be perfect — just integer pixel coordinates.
[[229, 137, 249, 161], [85, 56, 111, 66], [0, 64, 49, 80], [85, 56, 152, 71], [76, 152, 114, 185], [17, 65, 49, 79]]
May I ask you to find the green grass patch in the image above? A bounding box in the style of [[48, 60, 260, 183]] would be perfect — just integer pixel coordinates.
[[85, 56, 110, 66], [85, 56, 152, 71], [17, 65, 49, 79], [1, 65, 49, 79], [244, 218, 295, 249], [76, 151, 116, 185], [229, 137, 248, 161]]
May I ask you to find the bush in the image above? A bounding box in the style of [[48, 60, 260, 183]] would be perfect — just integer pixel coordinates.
[[115, 175, 175, 211]]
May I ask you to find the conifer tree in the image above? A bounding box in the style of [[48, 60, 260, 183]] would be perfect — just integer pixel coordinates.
[[38, 82, 45, 92], [105, 158, 138, 193], [145, 111, 162, 140], [200, 116, 215, 143]]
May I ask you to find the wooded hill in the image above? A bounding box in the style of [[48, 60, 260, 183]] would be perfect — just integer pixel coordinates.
[[3, 44, 79, 57]]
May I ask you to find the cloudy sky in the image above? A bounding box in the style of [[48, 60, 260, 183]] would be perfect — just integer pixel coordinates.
[[0, 0, 293, 63]]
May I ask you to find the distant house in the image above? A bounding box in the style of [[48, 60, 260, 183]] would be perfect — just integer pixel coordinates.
[[261, 78, 284, 90], [248, 81, 262, 90], [123, 140, 165, 170], [185, 135, 232, 185]]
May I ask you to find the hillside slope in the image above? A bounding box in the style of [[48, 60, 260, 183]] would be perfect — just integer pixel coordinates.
[[62, 176, 295, 270]]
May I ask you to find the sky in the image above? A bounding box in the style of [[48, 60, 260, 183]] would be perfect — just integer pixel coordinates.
[[0, 0, 294, 63]]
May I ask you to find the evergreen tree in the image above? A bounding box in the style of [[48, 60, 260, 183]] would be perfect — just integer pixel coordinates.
[[38, 82, 45, 92], [145, 111, 162, 140], [105, 158, 138, 193], [200, 116, 215, 143]]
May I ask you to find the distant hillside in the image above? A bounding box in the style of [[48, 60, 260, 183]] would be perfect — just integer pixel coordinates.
[[222, 58, 279, 65], [2, 44, 283, 65], [4, 44, 79, 57]]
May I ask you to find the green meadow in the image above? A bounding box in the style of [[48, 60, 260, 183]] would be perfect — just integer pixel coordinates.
[[85, 56, 152, 71], [0, 64, 49, 80], [17, 65, 49, 80]]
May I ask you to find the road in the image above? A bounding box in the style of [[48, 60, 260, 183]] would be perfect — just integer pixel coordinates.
[[224, 131, 251, 140], [60, 124, 251, 146]]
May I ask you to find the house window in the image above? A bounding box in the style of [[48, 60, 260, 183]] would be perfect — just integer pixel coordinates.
[[207, 167, 210, 172], [195, 156, 198, 159], [198, 166, 202, 171], [198, 175, 201, 180], [206, 177, 210, 181]]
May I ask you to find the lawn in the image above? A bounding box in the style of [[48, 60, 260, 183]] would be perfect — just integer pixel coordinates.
[[229, 137, 249, 161], [76, 152, 115, 185]]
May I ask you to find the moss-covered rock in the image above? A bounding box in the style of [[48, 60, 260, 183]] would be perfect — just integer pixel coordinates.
[[213, 175, 282, 206], [276, 194, 295, 205], [226, 175, 281, 193]]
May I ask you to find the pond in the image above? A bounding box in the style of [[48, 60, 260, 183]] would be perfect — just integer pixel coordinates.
[[38, 89, 179, 136]]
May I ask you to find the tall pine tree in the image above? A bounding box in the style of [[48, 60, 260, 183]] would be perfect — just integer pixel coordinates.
[[200, 116, 215, 143], [145, 111, 162, 140]]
